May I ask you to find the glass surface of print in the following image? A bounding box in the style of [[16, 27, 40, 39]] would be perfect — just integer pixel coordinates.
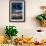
[[12, 3, 22, 19]]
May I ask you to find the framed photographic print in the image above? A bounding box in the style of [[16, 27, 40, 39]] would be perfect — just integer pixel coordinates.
[[9, 0, 25, 22]]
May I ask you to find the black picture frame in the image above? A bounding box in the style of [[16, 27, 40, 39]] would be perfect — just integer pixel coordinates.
[[9, 0, 25, 22]]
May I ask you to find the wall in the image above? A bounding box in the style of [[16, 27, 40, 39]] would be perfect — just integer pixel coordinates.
[[0, 0, 46, 41]]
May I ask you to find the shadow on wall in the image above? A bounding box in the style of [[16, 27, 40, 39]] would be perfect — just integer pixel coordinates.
[[0, 26, 5, 35], [30, 16, 40, 27]]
